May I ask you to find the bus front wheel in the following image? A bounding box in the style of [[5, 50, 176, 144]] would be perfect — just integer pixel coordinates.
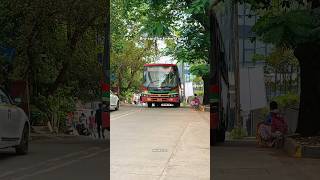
[[217, 128, 226, 143], [147, 103, 152, 108], [211, 128, 225, 146], [211, 129, 217, 146]]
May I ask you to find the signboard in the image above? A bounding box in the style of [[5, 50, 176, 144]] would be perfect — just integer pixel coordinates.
[[100, 80, 110, 101]]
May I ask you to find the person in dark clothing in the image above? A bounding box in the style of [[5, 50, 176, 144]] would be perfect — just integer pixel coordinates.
[[95, 103, 105, 139]]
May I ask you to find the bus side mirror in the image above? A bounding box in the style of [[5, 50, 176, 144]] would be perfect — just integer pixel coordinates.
[[14, 98, 22, 105]]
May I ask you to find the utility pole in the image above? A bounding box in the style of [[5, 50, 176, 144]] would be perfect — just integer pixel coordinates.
[[103, 0, 110, 106], [232, 1, 241, 128]]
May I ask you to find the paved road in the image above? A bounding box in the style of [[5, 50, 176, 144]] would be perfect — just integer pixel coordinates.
[[212, 139, 320, 180], [0, 137, 109, 180], [111, 104, 210, 180]]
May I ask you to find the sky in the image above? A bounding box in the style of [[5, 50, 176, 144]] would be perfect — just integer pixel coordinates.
[[156, 40, 177, 64]]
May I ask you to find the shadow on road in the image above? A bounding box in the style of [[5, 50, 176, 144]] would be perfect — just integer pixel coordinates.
[[212, 139, 257, 148], [0, 150, 17, 160]]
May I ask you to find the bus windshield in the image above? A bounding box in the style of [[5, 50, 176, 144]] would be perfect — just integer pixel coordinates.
[[143, 66, 179, 88]]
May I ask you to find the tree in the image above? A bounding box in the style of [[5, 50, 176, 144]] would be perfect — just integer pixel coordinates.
[[253, 47, 300, 97], [190, 64, 210, 104], [0, 0, 107, 128], [111, 40, 154, 98], [110, 0, 156, 100], [248, 0, 320, 136], [141, 0, 213, 104]]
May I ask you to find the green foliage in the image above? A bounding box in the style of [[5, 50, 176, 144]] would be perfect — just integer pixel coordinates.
[[252, 53, 267, 63], [186, 0, 210, 14], [271, 93, 300, 109], [0, 0, 107, 129], [194, 90, 204, 97], [230, 127, 247, 139], [253, 10, 319, 47], [259, 107, 270, 117], [111, 0, 167, 96], [121, 90, 134, 103], [189, 64, 209, 78], [32, 87, 76, 130]]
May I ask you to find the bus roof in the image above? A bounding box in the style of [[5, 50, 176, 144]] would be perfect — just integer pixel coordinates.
[[144, 63, 177, 67]]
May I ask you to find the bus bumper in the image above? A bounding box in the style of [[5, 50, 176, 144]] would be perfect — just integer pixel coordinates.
[[141, 96, 180, 103]]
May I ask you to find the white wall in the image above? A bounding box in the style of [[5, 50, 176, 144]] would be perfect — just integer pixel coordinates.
[[184, 82, 194, 98], [240, 64, 267, 111]]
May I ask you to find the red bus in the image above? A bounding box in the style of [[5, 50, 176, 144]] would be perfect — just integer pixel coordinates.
[[140, 64, 181, 108]]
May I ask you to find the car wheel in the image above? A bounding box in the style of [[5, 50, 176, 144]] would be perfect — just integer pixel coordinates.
[[15, 124, 29, 155], [115, 101, 120, 110]]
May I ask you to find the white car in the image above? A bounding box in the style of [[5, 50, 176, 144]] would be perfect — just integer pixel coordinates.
[[110, 91, 120, 111], [0, 88, 30, 155]]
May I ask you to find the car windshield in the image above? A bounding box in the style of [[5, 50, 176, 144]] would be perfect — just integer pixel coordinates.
[[143, 66, 179, 88]]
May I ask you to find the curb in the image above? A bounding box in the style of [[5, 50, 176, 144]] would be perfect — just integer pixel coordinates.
[[199, 105, 210, 112], [284, 137, 320, 158], [30, 133, 77, 141]]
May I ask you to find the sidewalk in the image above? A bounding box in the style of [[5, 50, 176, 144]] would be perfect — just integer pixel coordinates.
[[30, 126, 110, 141], [30, 131, 77, 141], [212, 138, 320, 180]]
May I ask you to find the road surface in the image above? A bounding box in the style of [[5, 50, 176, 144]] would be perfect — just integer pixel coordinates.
[[111, 104, 210, 180], [0, 136, 109, 180]]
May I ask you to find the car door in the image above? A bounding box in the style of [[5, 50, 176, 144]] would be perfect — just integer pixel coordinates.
[[0, 90, 9, 147], [0, 89, 20, 145]]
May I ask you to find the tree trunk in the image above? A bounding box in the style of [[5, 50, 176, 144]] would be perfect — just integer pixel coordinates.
[[202, 76, 209, 105], [294, 42, 320, 136], [274, 69, 278, 96], [297, 67, 300, 93], [280, 72, 283, 95]]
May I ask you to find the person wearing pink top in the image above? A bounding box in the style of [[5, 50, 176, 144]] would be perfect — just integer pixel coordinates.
[[191, 94, 201, 110]]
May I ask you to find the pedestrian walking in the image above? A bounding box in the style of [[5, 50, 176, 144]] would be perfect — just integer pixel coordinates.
[[95, 103, 105, 139], [101, 103, 109, 138], [89, 111, 96, 137]]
